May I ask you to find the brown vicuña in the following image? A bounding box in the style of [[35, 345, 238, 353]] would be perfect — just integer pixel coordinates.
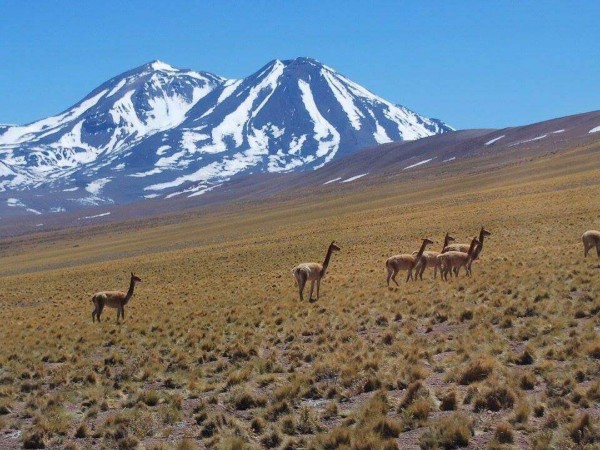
[[444, 226, 491, 261], [386, 238, 433, 286], [582, 230, 600, 257], [438, 237, 480, 281], [413, 232, 455, 280], [91, 272, 142, 323], [292, 241, 341, 302]]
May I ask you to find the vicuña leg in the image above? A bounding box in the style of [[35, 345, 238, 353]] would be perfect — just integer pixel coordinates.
[[309, 281, 315, 301], [297, 272, 307, 301], [316, 279, 321, 299], [390, 269, 399, 287]]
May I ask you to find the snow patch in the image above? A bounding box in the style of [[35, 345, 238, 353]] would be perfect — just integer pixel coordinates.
[[7, 198, 24, 207], [443, 157, 456, 162], [298, 79, 340, 163], [322, 70, 364, 130], [340, 173, 368, 183], [85, 178, 111, 195], [589, 125, 600, 134], [509, 135, 547, 147], [106, 78, 127, 97], [403, 158, 435, 170], [323, 177, 342, 185], [79, 212, 111, 220], [484, 135, 505, 146], [150, 60, 177, 72]]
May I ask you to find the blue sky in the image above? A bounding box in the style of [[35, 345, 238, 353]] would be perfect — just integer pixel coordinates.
[[1, 1, 598, 129]]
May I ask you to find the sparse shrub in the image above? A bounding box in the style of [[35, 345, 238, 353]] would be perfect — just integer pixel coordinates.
[[588, 341, 600, 359], [419, 413, 473, 449], [459, 358, 494, 385], [463, 386, 478, 405], [460, 309, 473, 321], [194, 411, 207, 425], [264, 400, 291, 421], [409, 398, 432, 420], [251, 417, 265, 434], [511, 399, 530, 423], [382, 332, 393, 345], [117, 435, 139, 450], [473, 386, 515, 412], [231, 390, 266, 410], [530, 431, 553, 450], [75, 422, 88, 438], [362, 376, 381, 393], [569, 413, 596, 444], [440, 390, 457, 411], [176, 439, 198, 450], [0, 401, 11, 415], [321, 401, 338, 419], [519, 371, 536, 390], [22, 429, 46, 449], [200, 420, 217, 438], [313, 427, 351, 449], [533, 404, 545, 417], [297, 406, 319, 434], [372, 418, 402, 438], [544, 414, 558, 429], [494, 422, 514, 444], [280, 415, 296, 435], [260, 430, 282, 448], [139, 390, 160, 406], [399, 381, 427, 409], [514, 348, 535, 365]]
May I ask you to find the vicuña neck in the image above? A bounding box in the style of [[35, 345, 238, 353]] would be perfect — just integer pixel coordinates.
[[321, 245, 334, 276], [416, 240, 429, 259], [442, 234, 451, 251], [124, 278, 136, 304], [467, 238, 479, 257]]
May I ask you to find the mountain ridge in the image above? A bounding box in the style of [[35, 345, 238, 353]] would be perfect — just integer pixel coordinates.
[[0, 57, 452, 214]]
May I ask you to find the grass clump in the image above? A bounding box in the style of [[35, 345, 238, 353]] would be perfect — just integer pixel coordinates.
[[459, 357, 494, 385], [419, 413, 473, 449]]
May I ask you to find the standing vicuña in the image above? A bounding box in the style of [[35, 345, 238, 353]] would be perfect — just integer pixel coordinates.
[[444, 226, 491, 261], [91, 273, 142, 323], [386, 238, 434, 286], [414, 232, 455, 280], [439, 237, 480, 280], [292, 241, 341, 302], [582, 230, 600, 258]]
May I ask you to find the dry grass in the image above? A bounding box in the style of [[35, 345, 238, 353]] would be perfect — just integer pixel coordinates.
[[0, 145, 599, 448]]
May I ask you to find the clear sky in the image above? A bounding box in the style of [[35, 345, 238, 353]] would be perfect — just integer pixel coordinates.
[[1, 1, 598, 129]]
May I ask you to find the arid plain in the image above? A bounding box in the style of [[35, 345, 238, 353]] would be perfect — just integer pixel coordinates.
[[0, 140, 599, 449]]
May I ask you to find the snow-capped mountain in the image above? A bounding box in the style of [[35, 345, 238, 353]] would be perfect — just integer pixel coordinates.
[[0, 57, 452, 215]]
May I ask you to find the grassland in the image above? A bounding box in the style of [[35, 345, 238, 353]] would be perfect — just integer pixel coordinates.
[[0, 143, 599, 449]]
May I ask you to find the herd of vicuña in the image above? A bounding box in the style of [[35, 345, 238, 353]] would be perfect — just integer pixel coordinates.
[[90, 228, 600, 320]]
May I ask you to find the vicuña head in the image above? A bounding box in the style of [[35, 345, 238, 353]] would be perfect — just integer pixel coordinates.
[[91, 272, 142, 323]]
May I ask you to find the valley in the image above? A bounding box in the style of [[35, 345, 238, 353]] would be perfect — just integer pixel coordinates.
[[0, 137, 599, 449]]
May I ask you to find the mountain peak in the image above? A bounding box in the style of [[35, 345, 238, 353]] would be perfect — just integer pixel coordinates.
[[282, 56, 323, 66], [147, 60, 178, 72]]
